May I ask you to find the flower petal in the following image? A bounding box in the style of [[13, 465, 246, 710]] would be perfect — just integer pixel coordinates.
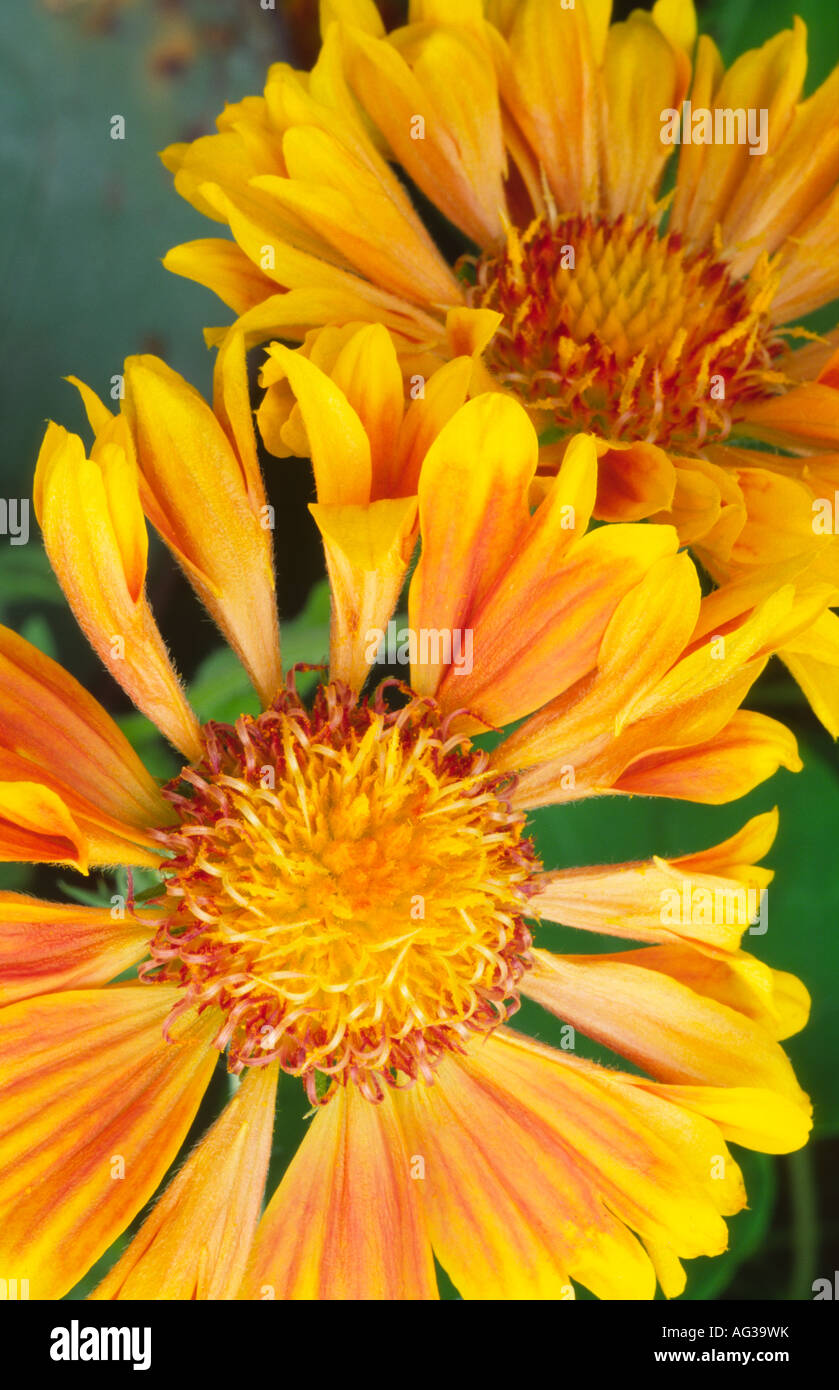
[[0, 624, 167, 833], [0, 987, 217, 1299], [499, 0, 604, 213], [312, 498, 419, 691], [0, 894, 156, 1006], [524, 950, 808, 1100], [0, 782, 88, 872], [346, 21, 507, 246], [261, 342, 372, 504], [528, 812, 776, 951], [91, 1065, 278, 1300], [238, 1083, 436, 1299], [124, 353, 282, 706], [34, 423, 201, 760], [396, 1028, 749, 1298]]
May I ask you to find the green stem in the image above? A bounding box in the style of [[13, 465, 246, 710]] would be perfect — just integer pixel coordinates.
[[787, 1149, 818, 1300]]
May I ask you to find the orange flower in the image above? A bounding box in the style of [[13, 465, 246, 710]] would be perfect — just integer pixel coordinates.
[[0, 346, 810, 1300], [161, 0, 839, 732]]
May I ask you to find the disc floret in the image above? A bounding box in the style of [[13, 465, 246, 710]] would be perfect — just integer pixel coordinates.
[[468, 212, 787, 449], [144, 679, 539, 1102]]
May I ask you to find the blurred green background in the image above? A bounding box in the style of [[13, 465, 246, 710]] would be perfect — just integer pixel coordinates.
[[0, 0, 836, 1301]]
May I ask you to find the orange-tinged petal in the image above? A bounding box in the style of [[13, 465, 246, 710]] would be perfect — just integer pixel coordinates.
[[612, 584, 798, 729], [0, 782, 88, 872], [602, 13, 688, 220], [0, 894, 156, 1006], [91, 1065, 278, 1300], [124, 354, 282, 707], [524, 950, 808, 1101], [770, 184, 839, 323], [34, 423, 201, 761], [531, 862, 740, 952], [596, 943, 810, 1043], [491, 550, 700, 782], [0, 624, 166, 832], [393, 355, 473, 496], [628, 1080, 812, 1154], [614, 709, 801, 802], [671, 23, 807, 249], [163, 238, 282, 315], [254, 132, 459, 306], [195, 177, 447, 345], [261, 342, 372, 503], [529, 810, 776, 951], [409, 393, 537, 695], [397, 1027, 747, 1298], [480, 1032, 748, 1240], [456, 530, 684, 733], [343, 23, 507, 247], [674, 806, 778, 879], [0, 987, 217, 1299], [311, 498, 419, 690], [736, 382, 839, 452], [445, 306, 503, 360], [723, 66, 839, 279], [593, 439, 678, 521], [394, 1052, 651, 1300], [328, 324, 405, 499], [500, 0, 603, 213], [213, 328, 271, 514], [238, 1083, 436, 1299], [0, 747, 162, 871]]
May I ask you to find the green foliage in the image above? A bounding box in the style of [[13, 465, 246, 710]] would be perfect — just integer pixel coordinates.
[[188, 579, 331, 726]]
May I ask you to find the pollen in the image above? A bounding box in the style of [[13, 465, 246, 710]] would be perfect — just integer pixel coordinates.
[[144, 679, 538, 1102], [467, 213, 788, 450]]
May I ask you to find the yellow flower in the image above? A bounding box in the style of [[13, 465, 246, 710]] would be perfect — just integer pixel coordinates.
[[0, 332, 811, 1300], [161, 0, 839, 732]]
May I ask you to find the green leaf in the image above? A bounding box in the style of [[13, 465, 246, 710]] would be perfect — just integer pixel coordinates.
[[0, 546, 64, 609], [279, 578, 332, 679], [187, 646, 261, 728], [703, 0, 839, 91], [188, 579, 331, 726], [17, 612, 58, 660], [114, 711, 178, 782]]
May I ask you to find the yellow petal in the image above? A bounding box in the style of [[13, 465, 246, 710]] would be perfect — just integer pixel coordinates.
[[632, 1080, 812, 1154], [343, 23, 507, 246], [34, 422, 201, 761], [311, 497, 419, 690], [329, 324, 405, 499], [0, 987, 217, 1299], [0, 893, 155, 1006], [163, 238, 281, 315], [91, 1065, 278, 1300], [500, 0, 605, 213], [0, 624, 166, 832], [262, 342, 372, 503], [409, 393, 537, 696], [602, 14, 689, 220], [238, 1083, 437, 1299], [651, 0, 697, 54], [525, 950, 808, 1100], [124, 354, 282, 706], [0, 782, 88, 873]]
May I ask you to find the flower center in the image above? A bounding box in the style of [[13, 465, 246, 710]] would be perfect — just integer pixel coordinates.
[[145, 680, 538, 1102], [466, 213, 786, 449]]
